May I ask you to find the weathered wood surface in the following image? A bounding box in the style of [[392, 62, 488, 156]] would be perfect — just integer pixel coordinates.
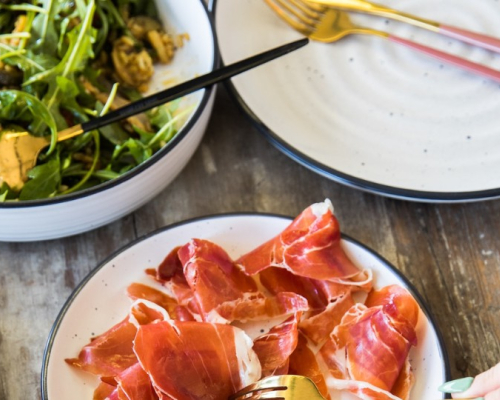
[[0, 87, 499, 399]]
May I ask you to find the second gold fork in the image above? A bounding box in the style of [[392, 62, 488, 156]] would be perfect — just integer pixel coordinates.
[[266, 0, 500, 83]]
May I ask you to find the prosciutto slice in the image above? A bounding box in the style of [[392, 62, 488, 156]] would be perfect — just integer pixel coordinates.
[[289, 334, 330, 399], [365, 285, 420, 333], [237, 200, 368, 284], [299, 291, 355, 345], [177, 239, 307, 323], [252, 314, 300, 377], [133, 321, 261, 400], [66, 300, 169, 378], [93, 380, 117, 400], [326, 295, 417, 399], [127, 283, 195, 321], [258, 267, 363, 345], [65, 316, 138, 378], [146, 246, 197, 311], [108, 363, 159, 400]]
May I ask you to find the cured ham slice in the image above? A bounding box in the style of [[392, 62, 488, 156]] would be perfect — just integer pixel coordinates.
[[133, 321, 261, 400], [289, 334, 330, 399], [93, 380, 116, 400], [177, 239, 258, 321], [366, 285, 420, 332], [391, 359, 414, 400], [299, 291, 355, 345], [259, 267, 331, 310], [252, 314, 300, 377], [66, 300, 169, 378], [215, 292, 308, 322], [177, 239, 307, 323], [146, 246, 195, 309], [66, 316, 138, 378], [258, 268, 362, 345], [108, 363, 159, 400], [237, 200, 368, 284], [324, 377, 406, 400], [328, 296, 417, 398], [127, 283, 195, 321]]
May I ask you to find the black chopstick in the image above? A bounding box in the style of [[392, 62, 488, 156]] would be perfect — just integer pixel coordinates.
[[81, 38, 309, 133]]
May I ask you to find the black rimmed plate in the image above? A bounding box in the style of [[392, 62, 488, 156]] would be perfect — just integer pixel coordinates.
[[42, 213, 450, 399], [211, 0, 500, 202]]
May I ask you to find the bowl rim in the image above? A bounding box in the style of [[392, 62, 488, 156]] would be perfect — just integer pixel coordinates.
[[0, 0, 220, 209], [40, 212, 451, 399], [209, 0, 500, 204]]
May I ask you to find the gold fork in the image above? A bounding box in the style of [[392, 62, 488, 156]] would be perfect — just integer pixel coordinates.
[[229, 375, 325, 400], [265, 0, 500, 83], [307, 0, 500, 54], [228, 374, 481, 399]]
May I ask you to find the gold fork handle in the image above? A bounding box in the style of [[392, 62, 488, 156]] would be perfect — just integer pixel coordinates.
[[307, 0, 500, 53], [56, 124, 85, 142], [309, 0, 439, 30]]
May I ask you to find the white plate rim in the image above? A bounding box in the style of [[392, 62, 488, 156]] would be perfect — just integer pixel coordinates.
[[209, 0, 500, 204], [40, 212, 451, 399]]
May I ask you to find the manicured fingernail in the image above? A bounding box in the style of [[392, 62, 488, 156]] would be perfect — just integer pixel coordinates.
[[438, 377, 474, 393]]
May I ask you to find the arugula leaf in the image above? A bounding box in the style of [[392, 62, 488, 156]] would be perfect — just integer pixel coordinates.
[[19, 158, 61, 200], [0, 90, 57, 139], [113, 138, 152, 165], [30, 0, 59, 57], [0, 182, 17, 202], [31, 0, 97, 153]]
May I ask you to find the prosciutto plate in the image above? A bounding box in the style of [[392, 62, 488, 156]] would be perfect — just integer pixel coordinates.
[[42, 203, 449, 399]]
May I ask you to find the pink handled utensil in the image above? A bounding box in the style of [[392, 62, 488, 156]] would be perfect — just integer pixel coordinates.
[[439, 25, 500, 53], [266, 0, 500, 83], [388, 35, 500, 82], [306, 0, 500, 54]]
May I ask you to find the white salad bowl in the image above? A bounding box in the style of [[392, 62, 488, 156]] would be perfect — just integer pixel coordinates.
[[0, 0, 217, 242]]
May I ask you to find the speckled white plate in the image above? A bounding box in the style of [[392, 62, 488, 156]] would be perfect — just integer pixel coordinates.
[[211, 0, 500, 202], [41, 214, 450, 399]]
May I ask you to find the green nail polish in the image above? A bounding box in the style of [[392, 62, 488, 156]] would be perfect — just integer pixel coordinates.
[[473, 398, 485, 400], [438, 377, 474, 393]]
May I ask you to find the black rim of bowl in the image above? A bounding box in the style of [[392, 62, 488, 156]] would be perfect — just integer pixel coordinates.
[[210, 0, 500, 204], [0, 0, 220, 209], [41, 212, 451, 399]]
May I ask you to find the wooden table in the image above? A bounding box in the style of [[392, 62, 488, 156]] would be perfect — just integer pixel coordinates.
[[1, 87, 499, 399]]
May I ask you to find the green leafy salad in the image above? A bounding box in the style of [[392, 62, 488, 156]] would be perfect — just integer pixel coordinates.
[[0, 0, 190, 201]]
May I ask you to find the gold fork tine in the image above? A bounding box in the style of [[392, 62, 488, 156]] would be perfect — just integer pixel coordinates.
[[264, 0, 314, 35], [287, 0, 323, 18], [275, 0, 318, 24], [246, 395, 285, 400], [229, 381, 286, 400], [291, 0, 327, 13]]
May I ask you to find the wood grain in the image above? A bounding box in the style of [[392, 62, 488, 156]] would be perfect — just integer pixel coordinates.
[[0, 87, 498, 399]]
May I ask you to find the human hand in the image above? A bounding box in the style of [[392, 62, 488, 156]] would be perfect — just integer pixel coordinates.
[[438, 363, 500, 400]]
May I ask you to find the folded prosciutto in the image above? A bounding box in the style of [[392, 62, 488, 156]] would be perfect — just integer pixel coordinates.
[[236, 200, 370, 286], [252, 314, 301, 377], [134, 321, 261, 399], [166, 238, 308, 323], [319, 285, 419, 400], [65, 200, 421, 400]]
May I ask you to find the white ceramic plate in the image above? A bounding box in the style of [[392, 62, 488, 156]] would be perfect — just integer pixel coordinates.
[[212, 0, 500, 202], [0, 0, 216, 242], [42, 214, 450, 399]]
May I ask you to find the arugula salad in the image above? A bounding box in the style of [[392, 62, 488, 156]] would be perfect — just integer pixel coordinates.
[[0, 0, 189, 201]]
